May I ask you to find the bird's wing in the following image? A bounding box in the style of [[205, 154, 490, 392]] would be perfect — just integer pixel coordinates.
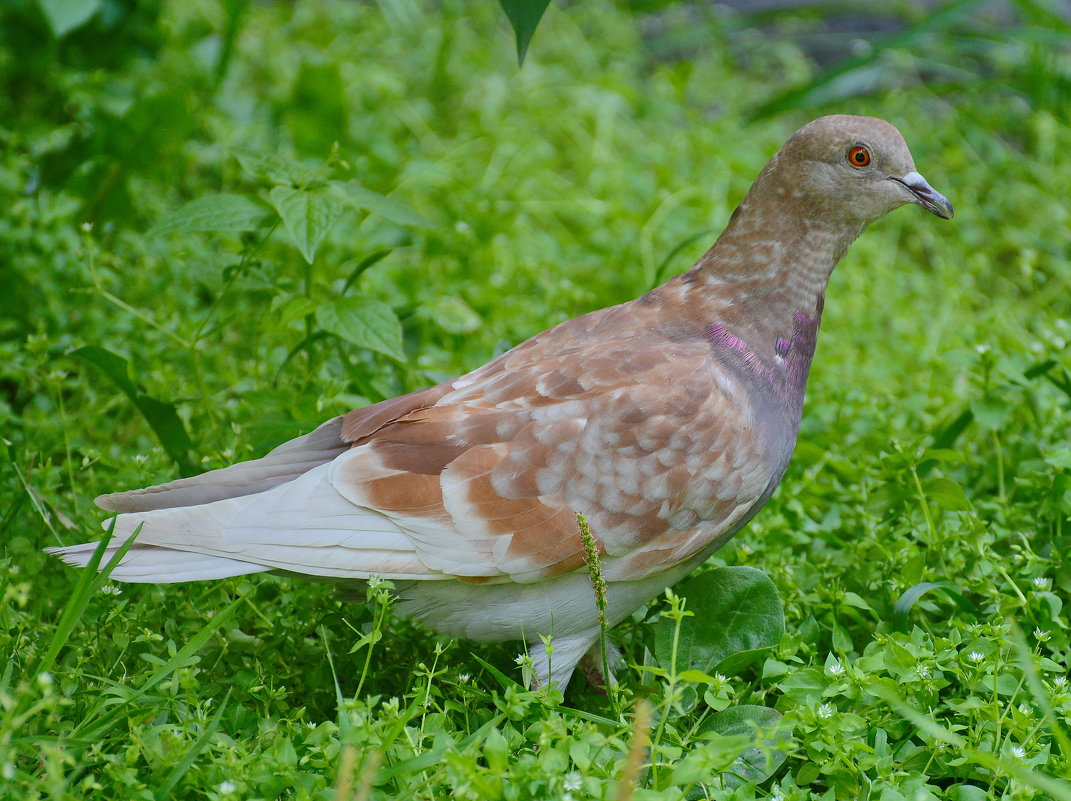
[[80, 307, 777, 585], [329, 332, 775, 584]]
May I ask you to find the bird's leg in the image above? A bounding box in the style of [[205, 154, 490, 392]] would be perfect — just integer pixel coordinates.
[[579, 637, 624, 695]]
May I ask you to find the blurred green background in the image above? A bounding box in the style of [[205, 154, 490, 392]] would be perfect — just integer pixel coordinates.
[[3, 1, 1071, 798]]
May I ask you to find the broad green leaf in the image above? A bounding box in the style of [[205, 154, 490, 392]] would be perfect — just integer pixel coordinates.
[[69, 346, 196, 475], [498, 0, 551, 65], [970, 396, 1012, 431], [233, 148, 311, 185], [699, 705, 788, 788], [316, 296, 405, 360], [331, 181, 430, 228], [777, 667, 828, 705], [795, 762, 821, 785], [654, 566, 785, 676], [38, 0, 100, 37], [670, 733, 753, 785], [152, 193, 275, 234], [270, 185, 344, 263], [947, 785, 991, 801], [925, 477, 971, 510]]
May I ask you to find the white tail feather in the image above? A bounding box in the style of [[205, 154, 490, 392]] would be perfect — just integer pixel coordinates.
[[48, 463, 443, 583]]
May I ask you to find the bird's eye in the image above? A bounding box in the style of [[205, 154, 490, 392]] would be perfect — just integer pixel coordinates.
[[848, 146, 871, 167]]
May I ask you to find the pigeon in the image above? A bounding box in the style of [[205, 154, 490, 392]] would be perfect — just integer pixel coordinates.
[[48, 115, 952, 689]]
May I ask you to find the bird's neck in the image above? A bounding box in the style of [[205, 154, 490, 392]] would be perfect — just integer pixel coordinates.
[[679, 188, 866, 362]]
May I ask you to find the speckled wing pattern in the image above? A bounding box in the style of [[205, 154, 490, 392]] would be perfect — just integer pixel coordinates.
[[331, 305, 774, 586]]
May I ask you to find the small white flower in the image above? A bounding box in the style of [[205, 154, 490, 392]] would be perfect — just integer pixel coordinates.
[[8, 564, 19, 575], [1011, 745, 1026, 759], [1033, 576, 1050, 590], [916, 664, 931, 679], [1054, 676, 1068, 688], [817, 703, 834, 719], [1034, 628, 1051, 642], [827, 660, 845, 677], [974, 343, 991, 355], [968, 651, 985, 663], [219, 780, 237, 794], [458, 673, 471, 683], [37, 672, 53, 688], [99, 584, 122, 596], [563, 772, 582, 791]]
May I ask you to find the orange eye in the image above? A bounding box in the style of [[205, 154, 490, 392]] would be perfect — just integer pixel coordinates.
[[848, 146, 871, 167]]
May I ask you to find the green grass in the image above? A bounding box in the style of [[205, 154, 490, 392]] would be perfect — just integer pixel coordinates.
[[3, 1, 1071, 798]]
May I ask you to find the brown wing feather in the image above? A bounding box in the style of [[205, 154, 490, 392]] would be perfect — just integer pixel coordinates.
[[330, 325, 775, 584]]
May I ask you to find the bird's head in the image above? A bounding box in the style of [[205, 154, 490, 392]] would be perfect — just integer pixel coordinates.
[[765, 114, 953, 225]]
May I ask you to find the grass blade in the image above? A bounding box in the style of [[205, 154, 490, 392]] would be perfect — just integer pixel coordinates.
[[154, 689, 232, 801], [72, 594, 243, 742]]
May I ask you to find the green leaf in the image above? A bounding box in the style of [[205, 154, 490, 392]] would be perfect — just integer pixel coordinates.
[[70, 346, 196, 475], [37, 0, 100, 37], [795, 762, 821, 785], [316, 296, 406, 361], [497, 0, 551, 65], [331, 181, 431, 228], [970, 396, 1012, 431], [925, 477, 971, 511], [677, 669, 723, 685], [654, 566, 785, 676], [671, 733, 753, 785], [777, 667, 829, 705], [892, 581, 975, 631], [947, 785, 991, 801], [152, 193, 276, 234], [699, 705, 788, 788], [233, 148, 310, 185], [270, 185, 344, 263]]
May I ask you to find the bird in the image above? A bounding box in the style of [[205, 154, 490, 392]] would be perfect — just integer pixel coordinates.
[[48, 115, 953, 690]]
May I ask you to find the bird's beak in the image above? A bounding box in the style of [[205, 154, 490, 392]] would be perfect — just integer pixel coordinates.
[[894, 171, 954, 219]]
